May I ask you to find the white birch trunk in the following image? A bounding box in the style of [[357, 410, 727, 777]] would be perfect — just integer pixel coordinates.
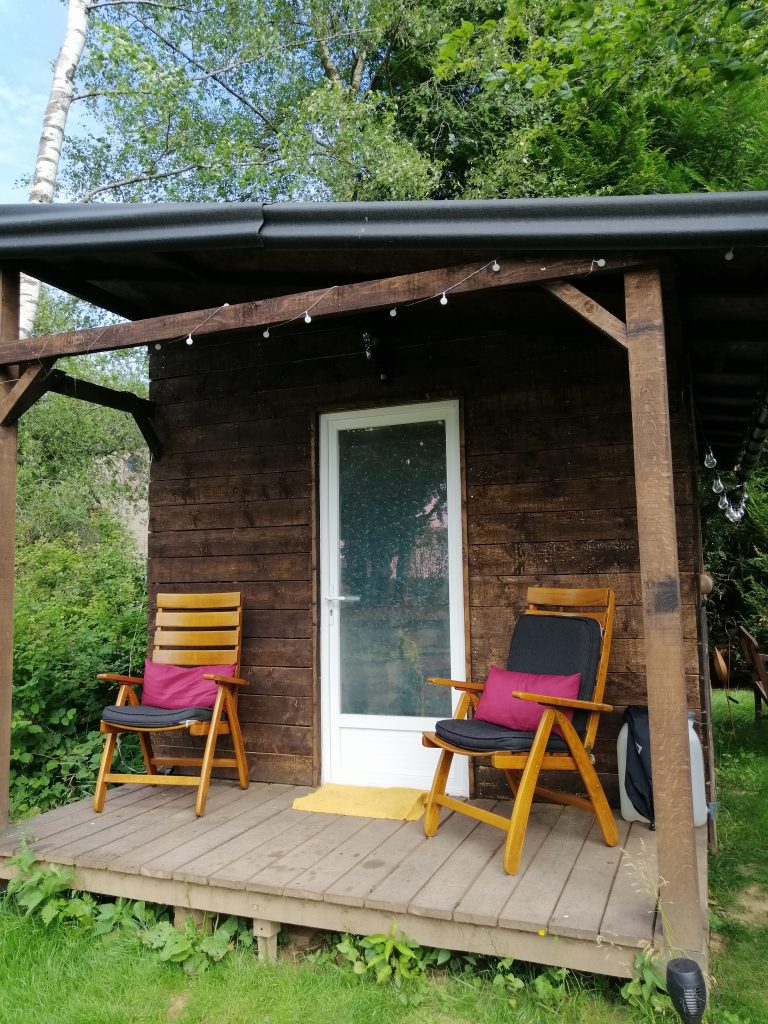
[[20, 0, 91, 339]]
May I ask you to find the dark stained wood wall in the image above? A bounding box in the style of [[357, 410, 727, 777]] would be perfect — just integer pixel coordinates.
[[146, 288, 701, 803]]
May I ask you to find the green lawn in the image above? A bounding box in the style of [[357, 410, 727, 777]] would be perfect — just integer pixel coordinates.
[[708, 688, 768, 1023], [0, 690, 766, 1024]]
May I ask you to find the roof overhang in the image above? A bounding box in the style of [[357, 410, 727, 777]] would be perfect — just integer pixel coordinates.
[[1, 193, 767, 469]]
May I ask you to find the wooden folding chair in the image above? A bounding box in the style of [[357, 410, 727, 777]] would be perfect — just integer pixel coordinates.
[[736, 624, 768, 720], [94, 592, 249, 816], [422, 587, 617, 874]]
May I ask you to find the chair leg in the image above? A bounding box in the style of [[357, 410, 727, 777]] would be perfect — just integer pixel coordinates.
[[503, 709, 555, 875], [196, 688, 226, 817], [224, 688, 249, 790], [94, 730, 117, 812], [424, 748, 454, 837], [557, 712, 618, 847]]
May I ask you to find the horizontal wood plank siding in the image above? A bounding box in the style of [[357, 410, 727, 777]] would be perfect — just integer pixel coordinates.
[[147, 298, 700, 795]]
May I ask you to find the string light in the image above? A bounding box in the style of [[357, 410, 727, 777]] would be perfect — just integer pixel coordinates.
[[262, 328, 270, 338], [185, 333, 194, 346], [725, 248, 735, 262], [704, 449, 717, 469], [439, 293, 448, 306], [304, 312, 312, 324], [389, 308, 397, 317], [718, 493, 728, 510], [492, 260, 500, 273], [712, 476, 724, 494]]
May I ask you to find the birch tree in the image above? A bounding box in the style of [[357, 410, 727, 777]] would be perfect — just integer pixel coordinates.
[[20, 0, 91, 337]]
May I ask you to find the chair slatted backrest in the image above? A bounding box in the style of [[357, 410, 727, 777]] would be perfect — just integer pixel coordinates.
[[738, 624, 768, 699], [153, 593, 243, 676], [522, 586, 615, 751]]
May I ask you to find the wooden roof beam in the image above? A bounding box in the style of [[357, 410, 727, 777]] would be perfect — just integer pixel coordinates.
[[0, 255, 644, 366], [541, 280, 628, 348]]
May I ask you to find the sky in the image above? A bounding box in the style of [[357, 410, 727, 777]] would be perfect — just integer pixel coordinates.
[[0, 0, 68, 203]]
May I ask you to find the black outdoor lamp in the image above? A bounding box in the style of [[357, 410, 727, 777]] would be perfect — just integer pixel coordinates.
[[666, 958, 707, 1024]]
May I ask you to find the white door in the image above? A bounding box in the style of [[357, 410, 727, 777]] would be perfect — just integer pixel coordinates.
[[319, 401, 468, 795]]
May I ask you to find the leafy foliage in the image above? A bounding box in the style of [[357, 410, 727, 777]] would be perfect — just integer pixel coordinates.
[[11, 287, 148, 819], [701, 461, 768, 661], [3, 847, 253, 975], [619, 951, 674, 1019], [57, 0, 768, 204]]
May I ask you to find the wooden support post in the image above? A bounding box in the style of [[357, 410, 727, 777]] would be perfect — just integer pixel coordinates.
[[624, 267, 705, 961], [0, 268, 20, 827], [253, 918, 280, 962]]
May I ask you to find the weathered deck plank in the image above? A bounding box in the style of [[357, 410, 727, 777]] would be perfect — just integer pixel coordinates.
[[599, 822, 658, 947], [0, 785, 695, 979], [548, 817, 631, 941], [321, 817, 430, 908], [246, 813, 371, 895], [453, 804, 562, 927], [280, 817, 406, 902], [409, 802, 507, 921], [365, 802, 494, 914], [159, 786, 303, 884], [498, 807, 594, 933], [213, 806, 352, 890]]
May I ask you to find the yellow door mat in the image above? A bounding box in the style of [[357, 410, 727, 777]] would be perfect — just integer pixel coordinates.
[[292, 784, 427, 821]]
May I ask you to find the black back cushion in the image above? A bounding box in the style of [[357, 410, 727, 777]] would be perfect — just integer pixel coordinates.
[[505, 614, 603, 735]]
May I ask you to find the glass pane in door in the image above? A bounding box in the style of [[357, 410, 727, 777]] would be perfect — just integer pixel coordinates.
[[337, 419, 452, 717]]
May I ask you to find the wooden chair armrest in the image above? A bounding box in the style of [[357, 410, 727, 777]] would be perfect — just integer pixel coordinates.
[[428, 677, 485, 693], [203, 673, 249, 686], [97, 674, 143, 685], [511, 691, 613, 713]]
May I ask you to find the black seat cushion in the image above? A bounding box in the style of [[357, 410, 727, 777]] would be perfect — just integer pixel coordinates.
[[435, 718, 569, 753], [505, 614, 602, 736], [101, 705, 213, 728]]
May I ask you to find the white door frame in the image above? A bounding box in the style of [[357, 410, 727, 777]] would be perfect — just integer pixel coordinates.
[[319, 400, 468, 794]]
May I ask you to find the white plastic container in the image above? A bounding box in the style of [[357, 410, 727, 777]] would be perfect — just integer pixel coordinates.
[[617, 711, 707, 827]]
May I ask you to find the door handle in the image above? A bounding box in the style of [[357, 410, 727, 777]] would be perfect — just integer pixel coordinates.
[[325, 595, 361, 603]]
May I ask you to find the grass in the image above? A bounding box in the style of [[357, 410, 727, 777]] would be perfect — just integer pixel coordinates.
[[708, 688, 768, 1023], [0, 690, 766, 1023]]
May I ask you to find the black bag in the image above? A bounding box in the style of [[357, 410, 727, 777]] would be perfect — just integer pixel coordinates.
[[623, 705, 655, 830]]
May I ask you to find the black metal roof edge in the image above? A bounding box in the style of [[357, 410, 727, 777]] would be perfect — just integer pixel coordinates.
[[261, 192, 768, 250], [1, 191, 768, 257], [0, 202, 265, 254]]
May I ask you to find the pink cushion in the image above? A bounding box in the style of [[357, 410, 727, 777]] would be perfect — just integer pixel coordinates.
[[474, 666, 581, 736], [141, 660, 236, 710]]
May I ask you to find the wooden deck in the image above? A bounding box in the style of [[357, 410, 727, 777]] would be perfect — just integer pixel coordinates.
[[0, 782, 708, 977]]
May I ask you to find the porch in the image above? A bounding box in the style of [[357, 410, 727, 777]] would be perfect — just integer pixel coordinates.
[[0, 781, 708, 978]]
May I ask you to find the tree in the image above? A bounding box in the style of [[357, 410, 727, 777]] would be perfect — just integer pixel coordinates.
[[60, 0, 440, 203], [20, 0, 91, 337], [11, 287, 149, 818]]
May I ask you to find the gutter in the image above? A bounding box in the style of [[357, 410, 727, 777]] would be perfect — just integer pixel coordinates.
[[1, 191, 768, 259]]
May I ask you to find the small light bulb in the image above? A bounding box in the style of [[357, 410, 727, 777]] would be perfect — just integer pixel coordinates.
[[439, 292, 448, 306], [596, 258, 606, 268], [712, 476, 724, 494], [704, 449, 716, 469], [492, 260, 500, 272], [185, 333, 194, 346], [718, 493, 728, 509], [304, 312, 312, 324], [154, 343, 162, 351], [389, 307, 397, 317], [263, 328, 270, 338], [725, 248, 735, 261]]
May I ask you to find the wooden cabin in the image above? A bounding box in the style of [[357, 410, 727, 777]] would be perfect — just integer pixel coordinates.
[[1, 193, 767, 975]]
